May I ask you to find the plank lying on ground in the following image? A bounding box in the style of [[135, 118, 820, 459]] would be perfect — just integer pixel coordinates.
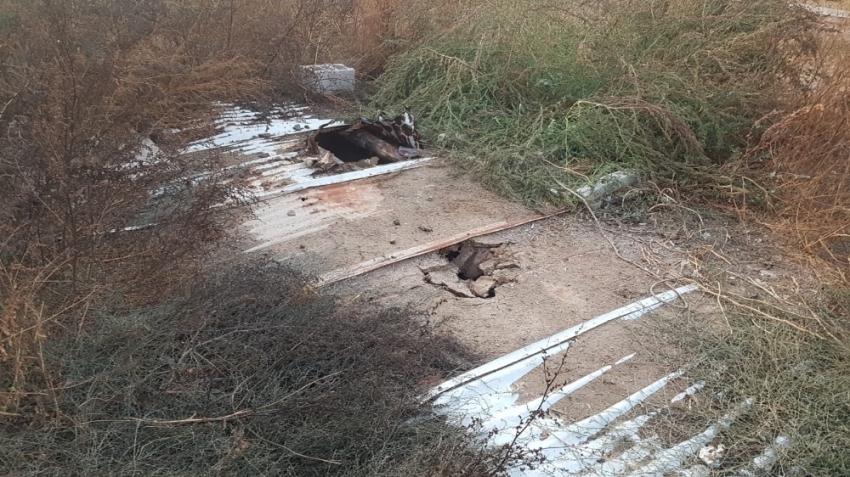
[[316, 211, 565, 287], [254, 157, 434, 199]]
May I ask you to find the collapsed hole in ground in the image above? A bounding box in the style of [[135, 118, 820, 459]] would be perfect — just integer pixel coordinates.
[[428, 239, 513, 299], [439, 240, 498, 281], [314, 130, 375, 162], [442, 246, 461, 262]]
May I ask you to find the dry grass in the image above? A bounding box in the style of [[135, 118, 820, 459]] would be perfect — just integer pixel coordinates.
[[0, 4, 503, 476], [371, 0, 819, 207], [0, 0, 415, 416], [604, 200, 850, 475], [662, 278, 850, 475], [741, 26, 850, 272], [653, 306, 850, 476], [3, 1, 850, 474], [0, 260, 501, 476]]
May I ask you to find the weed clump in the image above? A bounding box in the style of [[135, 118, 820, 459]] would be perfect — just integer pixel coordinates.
[[372, 0, 816, 207], [743, 36, 850, 268], [683, 302, 850, 476], [0, 0, 421, 416], [0, 260, 497, 477]]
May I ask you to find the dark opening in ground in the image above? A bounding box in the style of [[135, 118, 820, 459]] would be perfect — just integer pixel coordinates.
[[440, 242, 494, 281], [429, 240, 513, 299], [457, 268, 480, 281], [314, 130, 374, 162], [442, 246, 461, 262]]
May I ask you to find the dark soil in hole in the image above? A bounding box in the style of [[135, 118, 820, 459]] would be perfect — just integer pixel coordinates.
[[314, 130, 374, 162], [442, 246, 461, 261], [440, 242, 494, 281]]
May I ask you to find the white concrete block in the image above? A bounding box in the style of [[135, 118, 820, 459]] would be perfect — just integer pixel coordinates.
[[300, 64, 356, 93]]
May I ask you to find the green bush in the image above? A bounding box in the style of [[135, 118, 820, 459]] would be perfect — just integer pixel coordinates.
[[690, 310, 850, 476], [372, 0, 815, 207]]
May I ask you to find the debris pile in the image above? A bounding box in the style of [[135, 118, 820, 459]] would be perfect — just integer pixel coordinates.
[[304, 107, 422, 174], [421, 239, 519, 299]]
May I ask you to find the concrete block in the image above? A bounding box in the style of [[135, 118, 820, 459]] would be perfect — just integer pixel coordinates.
[[300, 64, 355, 93]]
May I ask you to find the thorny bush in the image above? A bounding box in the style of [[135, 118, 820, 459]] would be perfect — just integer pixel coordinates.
[[0, 0, 412, 416], [0, 0, 259, 411], [0, 260, 503, 476]]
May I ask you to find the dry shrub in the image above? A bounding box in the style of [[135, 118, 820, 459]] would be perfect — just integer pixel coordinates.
[[0, 0, 262, 414], [164, 0, 430, 86], [0, 0, 461, 432], [744, 28, 850, 270], [0, 260, 497, 476]]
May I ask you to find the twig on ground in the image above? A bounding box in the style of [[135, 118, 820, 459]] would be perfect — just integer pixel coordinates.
[[246, 428, 344, 465], [125, 372, 344, 427], [555, 179, 666, 282]]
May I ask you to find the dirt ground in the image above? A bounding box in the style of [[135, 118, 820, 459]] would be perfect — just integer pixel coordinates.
[[228, 8, 849, 469], [239, 157, 817, 428]]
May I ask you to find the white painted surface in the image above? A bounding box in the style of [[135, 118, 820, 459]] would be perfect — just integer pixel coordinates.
[[427, 284, 773, 476], [167, 104, 432, 204], [427, 284, 700, 400], [252, 157, 435, 199], [300, 64, 356, 93], [185, 104, 341, 154]]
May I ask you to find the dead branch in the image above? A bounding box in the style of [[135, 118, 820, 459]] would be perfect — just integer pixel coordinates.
[[128, 371, 343, 427]]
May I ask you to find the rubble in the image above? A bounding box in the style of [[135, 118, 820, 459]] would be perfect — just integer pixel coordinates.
[[419, 239, 520, 299], [478, 258, 499, 276], [470, 276, 497, 298], [316, 147, 343, 171], [452, 242, 494, 279], [360, 107, 421, 149], [492, 269, 519, 284], [302, 108, 423, 172], [495, 261, 519, 270], [425, 270, 476, 298]]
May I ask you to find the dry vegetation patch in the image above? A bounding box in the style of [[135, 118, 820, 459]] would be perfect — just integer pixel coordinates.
[[3, 0, 850, 474], [0, 260, 500, 476], [743, 32, 850, 271], [0, 0, 412, 416], [0, 5, 500, 476]]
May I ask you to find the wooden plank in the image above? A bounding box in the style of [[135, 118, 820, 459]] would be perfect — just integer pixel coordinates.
[[316, 210, 566, 287]]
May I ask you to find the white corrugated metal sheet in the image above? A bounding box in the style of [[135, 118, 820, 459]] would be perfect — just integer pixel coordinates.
[[427, 284, 785, 476]]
